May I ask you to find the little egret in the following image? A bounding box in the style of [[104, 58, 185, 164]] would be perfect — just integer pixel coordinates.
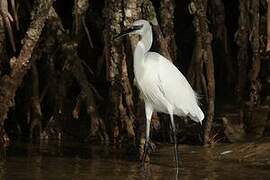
[[114, 20, 204, 168]]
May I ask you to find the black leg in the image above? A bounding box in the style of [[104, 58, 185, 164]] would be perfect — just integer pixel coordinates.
[[169, 111, 180, 168], [141, 140, 150, 167], [143, 104, 153, 167], [173, 128, 179, 169]]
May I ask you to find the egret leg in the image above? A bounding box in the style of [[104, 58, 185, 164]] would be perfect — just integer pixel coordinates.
[[142, 103, 153, 166], [169, 112, 180, 168]]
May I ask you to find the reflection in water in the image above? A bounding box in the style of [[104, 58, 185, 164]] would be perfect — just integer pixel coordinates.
[[0, 141, 269, 180], [140, 163, 181, 180], [0, 161, 6, 179]]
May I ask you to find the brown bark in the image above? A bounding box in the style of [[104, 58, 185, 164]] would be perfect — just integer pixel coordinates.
[[42, 72, 66, 141], [103, 0, 144, 143], [189, 0, 215, 145], [0, 0, 54, 124], [122, 0, 142, 140], [46, 7, 109, 142], [10, 0, 19, 31], [72, 96, 81, 120], [235, 0, 249, 102], [142, 0, 171, 60], [0, 10, 7, 76], [29, 62, 42, 139], [0, 126, 9, 148], [216, 0, 265, 142], [160, 0, 177, 61], [64, 43, 109, 142], [41, 15, 66, 137], [73, 0, 89, 35], [266, 0, 270, 52], [103, 0, 126, 143], [188, 1, 205, 94], [0, 0, 16, 52], [210, 0, 234, 87], [187, 17, 206, 95], [244, 0, 264, 140], [249, 0, 260, 106], [210, 0, 227, 48], [72, 0, 93, 48]]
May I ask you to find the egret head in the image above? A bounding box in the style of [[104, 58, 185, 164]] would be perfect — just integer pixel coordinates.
[[114, 19, 151, 40]]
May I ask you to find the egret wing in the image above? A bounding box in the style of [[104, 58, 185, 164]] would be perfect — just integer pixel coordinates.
[[145, 52, 204, 121]]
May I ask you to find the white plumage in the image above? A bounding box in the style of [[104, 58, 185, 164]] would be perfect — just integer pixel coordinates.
[[139, 51, 204, 122], [115, 19, 204, 168]]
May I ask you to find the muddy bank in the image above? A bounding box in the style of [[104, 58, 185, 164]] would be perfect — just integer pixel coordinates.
[[156, 141, 270, 170], [209, 139, 270, 169]]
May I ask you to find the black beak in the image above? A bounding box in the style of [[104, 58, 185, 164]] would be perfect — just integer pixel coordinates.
[[113, 25, 143, 40]]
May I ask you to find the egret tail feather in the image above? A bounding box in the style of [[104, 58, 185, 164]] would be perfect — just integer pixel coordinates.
[[188, 106, 204, 122]]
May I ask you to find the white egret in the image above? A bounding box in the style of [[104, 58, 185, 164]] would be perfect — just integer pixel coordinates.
[[114, 20, 204, 168]]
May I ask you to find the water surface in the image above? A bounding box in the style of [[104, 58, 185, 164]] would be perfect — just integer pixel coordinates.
[[1, 141, 269, 180]]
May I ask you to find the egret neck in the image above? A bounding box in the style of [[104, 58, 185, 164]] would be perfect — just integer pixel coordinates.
[[133, 29, 153, 80]]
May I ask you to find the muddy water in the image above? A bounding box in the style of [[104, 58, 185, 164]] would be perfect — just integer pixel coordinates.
[[0, 141, 269, 180]]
